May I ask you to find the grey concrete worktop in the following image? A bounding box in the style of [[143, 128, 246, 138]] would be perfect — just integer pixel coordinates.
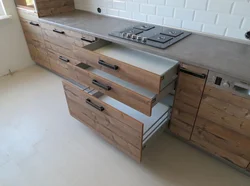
[[39, 10, 250, 82]]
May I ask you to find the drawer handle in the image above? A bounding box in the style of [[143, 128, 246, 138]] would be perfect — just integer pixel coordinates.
[[92, 80, 111, 91], [53, 29, 65, 35], [86, 99, 104, 112], [98, 60, 119, 70], [180, 68, 206, 79], [59, 56, 70, 63], [81, 37, 96, 43], [29, 22, 40, 27]]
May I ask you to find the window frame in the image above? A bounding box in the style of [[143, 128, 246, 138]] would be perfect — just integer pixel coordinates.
[[0, 0, 6, 16]]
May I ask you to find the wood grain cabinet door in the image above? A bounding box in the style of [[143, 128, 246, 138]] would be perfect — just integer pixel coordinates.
[[192, 85, 250, 168], [170, 63, 208, 140]]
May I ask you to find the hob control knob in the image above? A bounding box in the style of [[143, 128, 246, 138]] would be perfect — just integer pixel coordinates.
[[222, 81, 230, 88], [142, 37, 147, 43], [137, 36, 142, 41], [127, 33, 132, 38], [121, 32, 127, 37], [132, 35, 137, 39]]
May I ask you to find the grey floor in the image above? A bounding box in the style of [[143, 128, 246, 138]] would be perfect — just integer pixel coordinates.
[[0, 65, 249, 186]]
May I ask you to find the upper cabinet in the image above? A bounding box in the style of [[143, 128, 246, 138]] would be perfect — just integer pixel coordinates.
[[15, 0, 75, 17], [15, 0, 35, 11], [35, 0, 75, 17]]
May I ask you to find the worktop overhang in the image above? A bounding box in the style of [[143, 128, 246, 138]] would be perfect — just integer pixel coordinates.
[[39, 10, 250, 83]]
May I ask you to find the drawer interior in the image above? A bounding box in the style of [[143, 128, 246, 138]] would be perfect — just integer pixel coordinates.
[[74, 82, 172, 145], [84, 40, 178, 76], [100, 95, 171, 144], [76, 63, 156, 99]]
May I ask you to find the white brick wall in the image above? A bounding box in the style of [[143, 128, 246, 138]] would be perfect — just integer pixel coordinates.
[[74, 0, 250, 41]]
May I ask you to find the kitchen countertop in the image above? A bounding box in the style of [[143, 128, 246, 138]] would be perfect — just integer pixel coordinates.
[[39, 10, 250, 82]]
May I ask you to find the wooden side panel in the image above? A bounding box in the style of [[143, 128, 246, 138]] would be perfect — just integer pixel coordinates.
[[170, 64, 207, 140], [35, 0, 75, 17], [73, 45, 162, 94], [63, 81, 143, 162], [67, 63, 153, 116], [192, 84, 250, 168], [48, 50, 79, 79]]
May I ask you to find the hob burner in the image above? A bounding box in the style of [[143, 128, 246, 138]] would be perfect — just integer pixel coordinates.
[[123, 28, 143, 35], [134, 24, 155, 31], [161, 29, 183, 37], [148, 34, 173, 43], [109, 23, 192, 49]]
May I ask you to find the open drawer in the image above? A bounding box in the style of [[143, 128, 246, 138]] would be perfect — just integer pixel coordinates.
[[63, 80, 171, 162], [73, 40, 178, 94], [68, 62, 176, 116]]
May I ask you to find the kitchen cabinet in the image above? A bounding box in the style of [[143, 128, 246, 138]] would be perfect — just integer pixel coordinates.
[[71, 41, 177, 116], [63, 80, 171, 162], [34, 0, 74, 17], [73, 41, 178, 94], [169, 63, 208, 140], [15, 0, 35, 10], [40, 22, 96, 79], [18, 8, 51, 69], [191, 71, 250, 168]]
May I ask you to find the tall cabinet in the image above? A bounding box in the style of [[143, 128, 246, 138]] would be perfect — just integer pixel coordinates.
[[170, 63, 208, 140]]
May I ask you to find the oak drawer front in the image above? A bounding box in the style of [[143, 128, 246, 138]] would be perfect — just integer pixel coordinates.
[[68, 63, 175, 116], [192, 124, 250, 168], [48, 50, 79, 78], [63, 80, 143, 162], [21, 19, 44, 43], [63, 81, 171, 162], [41, 23, 95, 50], [27, 43, 50, 69], [45, 41, 75, 59], [17, 8, 38, 22], [68, 63, 155, 116], [73, 40, 178, 94], [36, 46, 51, 69]]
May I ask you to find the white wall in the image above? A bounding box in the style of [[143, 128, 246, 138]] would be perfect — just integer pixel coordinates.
[[0, 0, 33, 77], [75, 0, 250, 41]]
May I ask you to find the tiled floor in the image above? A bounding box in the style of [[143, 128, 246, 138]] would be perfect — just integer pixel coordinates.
[[0, 65, 249, 186]]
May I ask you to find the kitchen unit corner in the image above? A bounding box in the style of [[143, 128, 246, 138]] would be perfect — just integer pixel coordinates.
[[15, 1, 250, 175]]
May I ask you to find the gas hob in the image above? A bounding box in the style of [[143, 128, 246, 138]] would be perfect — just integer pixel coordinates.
[[109, 24, 192, 49]]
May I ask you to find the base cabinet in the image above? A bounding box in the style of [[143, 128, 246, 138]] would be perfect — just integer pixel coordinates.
[[191, 84, 250, 168], [169, 63, 208, 140], [18, 8, 51, 69]]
